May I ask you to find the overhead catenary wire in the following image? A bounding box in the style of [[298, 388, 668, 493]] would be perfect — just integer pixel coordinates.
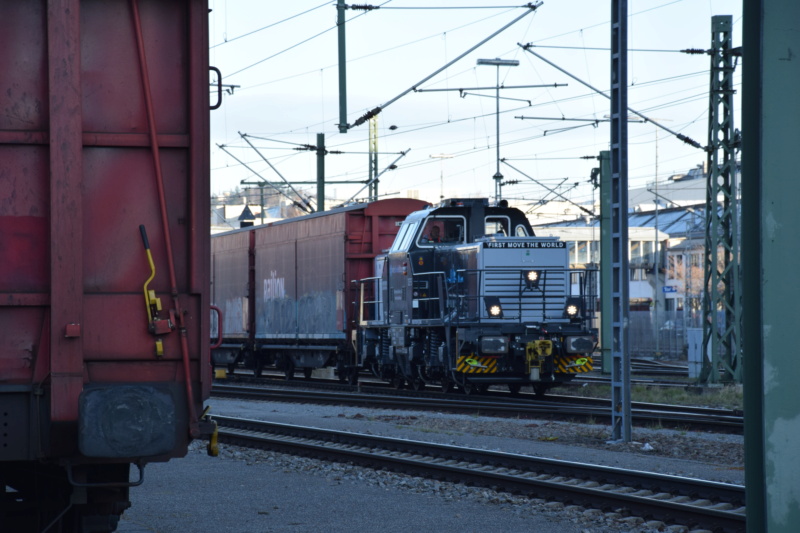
[[210, 1, 736, 202], [518, 43, 706, 151], [240, 133, 315, 212], [348, 2, 542, 129], [225, 1, 393, 80], [210, 1, 330, 49], [232, 5, 520, 95], [502, 160, 595, 216], [217, 143, 313, 213], [335, 149, 411, 206]]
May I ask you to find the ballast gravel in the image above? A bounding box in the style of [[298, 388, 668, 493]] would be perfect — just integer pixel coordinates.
[[118, 397, 744, 533]]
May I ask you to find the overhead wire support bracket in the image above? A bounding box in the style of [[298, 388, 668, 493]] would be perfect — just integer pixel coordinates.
[[518, 42, 706, 151], [461, 92, 532, 105], [216, 143, 313, 213], [516, 116, 610, 123], [336, 149, 410, 206], [501, 159, 595, 217], [349, 2, 542, 130], [240, 132, 315, 212], [414, 83, 565, 93]]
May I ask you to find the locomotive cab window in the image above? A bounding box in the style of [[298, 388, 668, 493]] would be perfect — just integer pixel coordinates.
[[390, 221, 419, 252], [485, 216, 511, 236], [418, 217, 464, 246]]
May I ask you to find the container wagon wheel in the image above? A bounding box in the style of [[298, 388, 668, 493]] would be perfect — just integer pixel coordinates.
[[282, 357, 295, 380], [303, 367, 313, 380]]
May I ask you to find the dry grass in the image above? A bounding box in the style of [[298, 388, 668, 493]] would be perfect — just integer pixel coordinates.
[[553, 381, 743, 410]]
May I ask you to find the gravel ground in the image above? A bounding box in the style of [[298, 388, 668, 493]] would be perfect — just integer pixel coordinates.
[[209, 398, 744, 484], [117, 398, 743, 533]]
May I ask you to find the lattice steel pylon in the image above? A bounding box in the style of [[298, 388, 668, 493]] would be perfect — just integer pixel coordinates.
[[701, 15, 742, 384], [368, 116, 379, 201]]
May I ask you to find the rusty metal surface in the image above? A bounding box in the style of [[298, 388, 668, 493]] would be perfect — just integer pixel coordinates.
[[210, 199, 428, 344], [0, 0, 210, 458]]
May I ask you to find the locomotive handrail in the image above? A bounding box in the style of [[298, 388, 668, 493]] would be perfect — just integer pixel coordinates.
[[210, 305, 224, 350], [355, 275, 383, 325]]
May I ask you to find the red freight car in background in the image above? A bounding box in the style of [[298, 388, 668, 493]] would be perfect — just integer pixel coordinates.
[[0, 2, 213, 532], [211, 199, 429, 382]]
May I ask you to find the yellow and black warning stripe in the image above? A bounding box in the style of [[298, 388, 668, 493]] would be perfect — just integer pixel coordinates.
[[554, 355, 593, 373], [455, 355, 498, 374]]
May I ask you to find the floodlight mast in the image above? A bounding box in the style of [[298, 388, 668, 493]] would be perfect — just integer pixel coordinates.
[[477, 58, 519, 203]]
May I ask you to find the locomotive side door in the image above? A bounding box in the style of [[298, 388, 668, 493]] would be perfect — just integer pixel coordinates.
[[410, 216, 466, 321]]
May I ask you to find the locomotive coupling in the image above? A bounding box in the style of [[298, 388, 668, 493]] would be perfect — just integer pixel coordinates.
[[526, 340, 553, 380]]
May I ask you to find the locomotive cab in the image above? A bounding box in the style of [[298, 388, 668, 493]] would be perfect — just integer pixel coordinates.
[[358, 199, 597, 395]]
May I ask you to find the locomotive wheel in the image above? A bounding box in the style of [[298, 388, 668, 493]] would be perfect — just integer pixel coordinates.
[[391, 375, 405, 389], [440, 378, 454, 394], [410, 378, 426, 391], [508, 383, 522, 396], [460, 381, 476, 395], [532, 384, 548, 397]]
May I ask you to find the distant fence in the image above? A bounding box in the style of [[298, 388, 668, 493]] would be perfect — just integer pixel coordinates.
[[627, 310, 702, 359]]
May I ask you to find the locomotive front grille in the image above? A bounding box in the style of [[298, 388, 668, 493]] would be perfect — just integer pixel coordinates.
[[482, 268, 568, 321]]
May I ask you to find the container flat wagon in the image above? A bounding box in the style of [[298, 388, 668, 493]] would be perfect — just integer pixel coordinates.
[[212, 199, 429, 381]]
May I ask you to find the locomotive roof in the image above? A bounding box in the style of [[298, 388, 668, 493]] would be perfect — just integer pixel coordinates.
[[405, 198, 535, 233]]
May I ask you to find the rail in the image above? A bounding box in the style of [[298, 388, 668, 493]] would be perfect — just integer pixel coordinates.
[[213, 414, 745, 532]]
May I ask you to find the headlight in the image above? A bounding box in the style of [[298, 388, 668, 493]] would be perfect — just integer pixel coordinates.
[[565, 335, 595, 353], [525, 270, 540, 289], [563, 297, 582, 319], [483, 296, 504, 318], [481, 336, 508, 354]]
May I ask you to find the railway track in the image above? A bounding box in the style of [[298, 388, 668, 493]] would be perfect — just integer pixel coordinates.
[[214, 415, 746, 532], [211, 383, 744, 432]]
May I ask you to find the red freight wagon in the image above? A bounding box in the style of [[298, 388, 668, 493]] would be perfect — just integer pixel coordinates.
[[211, 198, 428, 381], [0, 1, 213, 531]]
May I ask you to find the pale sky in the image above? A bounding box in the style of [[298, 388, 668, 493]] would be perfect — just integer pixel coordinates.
[[208, 0, 742, 216]]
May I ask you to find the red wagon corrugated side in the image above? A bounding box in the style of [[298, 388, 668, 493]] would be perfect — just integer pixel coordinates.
[[0, 1, 213, 531], [211, 198, 429, 381]]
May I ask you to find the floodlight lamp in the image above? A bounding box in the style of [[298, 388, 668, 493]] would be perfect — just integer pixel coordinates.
[[477, 58, 520, 67]]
